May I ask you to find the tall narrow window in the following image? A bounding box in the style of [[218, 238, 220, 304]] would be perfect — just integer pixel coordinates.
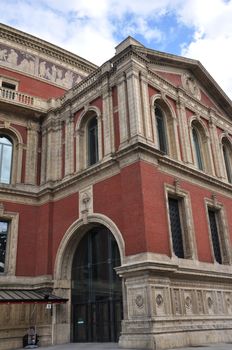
[[192, 127, 203, 170], [88, 116, 98, 166], [222, 141, 232, 183], [0, 221, 9, 273], [168, 197, 184, 258], [208, 208, 222, 264], [0, 136, 13, 184], [155, 106, 167, 154]]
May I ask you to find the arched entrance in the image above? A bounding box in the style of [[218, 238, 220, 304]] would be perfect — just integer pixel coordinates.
[[71, 225, 122, 342]]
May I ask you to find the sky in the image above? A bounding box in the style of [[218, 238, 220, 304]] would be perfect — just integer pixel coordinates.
[[1, 0, 232, 98]]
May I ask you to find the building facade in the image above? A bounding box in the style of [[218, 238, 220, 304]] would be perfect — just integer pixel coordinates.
[[1, 23, 232, 350]]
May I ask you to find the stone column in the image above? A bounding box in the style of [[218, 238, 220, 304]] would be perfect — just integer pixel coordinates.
[[25, 121, 39, 185], [53, 120, 62, 181], [64, 115, 74, 176], [118, 74, 129, 147], [208, 110, 224, 179], [140, 71, 153, 142], [126, 69, 144, 139], [176, 92, 192, 164], [40, 126, 47, 184], [46, 121, 53, 182], [102, 86, 115, 157]]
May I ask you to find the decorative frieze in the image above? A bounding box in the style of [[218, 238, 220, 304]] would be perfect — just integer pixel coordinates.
[[0, 42, 84, 89]]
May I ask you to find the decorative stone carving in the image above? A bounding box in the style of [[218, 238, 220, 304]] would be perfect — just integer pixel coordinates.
[[225, 293, 232, 314], [173, 289, 181, 315], [79, 186, 93, 224], [217, 292, 224, 314], [182, 72, 201, 100], [174, 178, 180, 193], [156, 294, 163, 306], [127, 288, 147, 317], [0, 43, 83, 88], [135, 294, 144, 308], [4, 121, 11, 129], [185, 296, 192, 309], [197, 290, 204, 314], [207, 296, 213, 308]]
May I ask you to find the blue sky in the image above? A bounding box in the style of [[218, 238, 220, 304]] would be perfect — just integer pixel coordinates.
[[1, 0, 232, 98]]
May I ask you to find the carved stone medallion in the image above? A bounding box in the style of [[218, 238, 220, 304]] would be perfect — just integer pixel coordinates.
[[135, 294, 144, 308]]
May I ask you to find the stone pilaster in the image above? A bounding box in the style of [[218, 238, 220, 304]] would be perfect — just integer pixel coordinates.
[[53, 120, 62, 181], [209, 110, 224, 179], [118, 74, 129, 146], [140, 72, 153, 142], [176, 92, 192, 164], [40, 127, 47, 184], [126, 70, 144, 138], [25, 121, 39, 185], [64, 114, 74, 176], [102, 87, 115, 156]]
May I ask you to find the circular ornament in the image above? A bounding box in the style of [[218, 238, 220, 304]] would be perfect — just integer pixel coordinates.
[[135, 294, 144, 308], [185, 296, 192, 309], [156, 294, 163, 306]]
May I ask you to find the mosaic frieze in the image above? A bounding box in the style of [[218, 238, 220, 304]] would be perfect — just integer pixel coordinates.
[[0, 43, 84, 88]]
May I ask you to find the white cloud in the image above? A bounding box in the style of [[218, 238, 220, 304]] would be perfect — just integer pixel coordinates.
[[1, 0, 232, 98], [179, 0, 232, 98]]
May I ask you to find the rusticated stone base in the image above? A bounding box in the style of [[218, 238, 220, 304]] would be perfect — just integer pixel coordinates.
[[117, 253, 232, 350], [119, 329, 232, 350]]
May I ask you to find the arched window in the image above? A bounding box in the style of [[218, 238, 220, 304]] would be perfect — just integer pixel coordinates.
[[222, 138, 232, 183], [87, 116, 99, 166], [192, 126, 203, 170], [0, 136, 13, 184], [155, 106, 167, 154]]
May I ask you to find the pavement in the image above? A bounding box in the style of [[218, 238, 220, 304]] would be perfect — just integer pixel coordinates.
[[17, 343, 232, 350]]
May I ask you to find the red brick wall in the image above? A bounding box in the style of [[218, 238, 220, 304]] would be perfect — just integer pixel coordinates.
[[0, 67, 66, 99], [3, 159, 232, 276]]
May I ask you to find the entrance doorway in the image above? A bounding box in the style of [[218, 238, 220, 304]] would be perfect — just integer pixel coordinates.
[[72, 226, 122, 342]]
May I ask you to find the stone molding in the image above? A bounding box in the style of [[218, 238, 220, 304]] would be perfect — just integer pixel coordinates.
[[0, 23, 97, 74], [0, 207, 19, 276], [54, 213, 125, 282]]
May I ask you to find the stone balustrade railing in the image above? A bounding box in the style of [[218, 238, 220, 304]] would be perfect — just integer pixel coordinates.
[[0, 87, 49, 111]]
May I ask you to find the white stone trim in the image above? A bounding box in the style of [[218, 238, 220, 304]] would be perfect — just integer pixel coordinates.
[[189, 116, 215, 175], [164, 182, 197, 260], [0, 124, 23, 184], [205, 196, 232, 265], [75, 106, 102, 171], [151, 93, 180, 160], [54, 213, 125, 282], [0, 205, 19, 276], [219, 133, 232, 182]]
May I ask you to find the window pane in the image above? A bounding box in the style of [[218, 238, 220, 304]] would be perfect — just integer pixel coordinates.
[[168, 197, 184, 258], [192, 128, 203, 170], [223, 144, 232, 183], [0, 137, 13, 184], [88, 117, 98, 166], [156, 107, 167, 154], [0, 221, 8, 273], [208, 209, 222, 264]]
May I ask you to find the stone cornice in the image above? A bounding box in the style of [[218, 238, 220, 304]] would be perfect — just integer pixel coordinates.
[[133, 45, 232, 117], [1, 141, 232, 205], [117, 254, 232, 283], [0, 23, 97, 74]]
